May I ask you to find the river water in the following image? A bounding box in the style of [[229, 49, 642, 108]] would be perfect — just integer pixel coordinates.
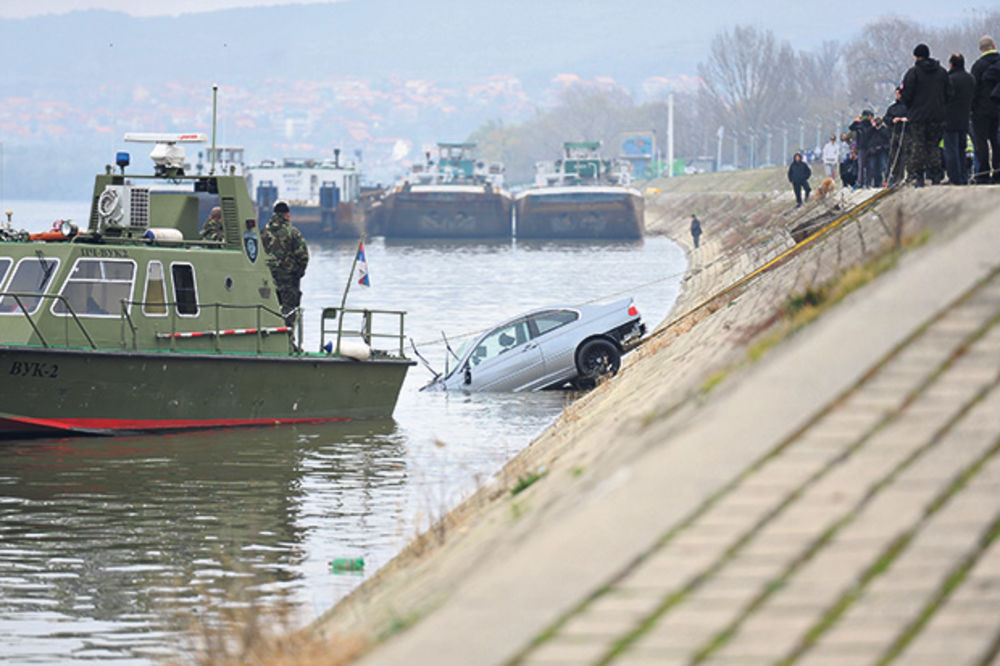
[[0, 200, 686, 664]]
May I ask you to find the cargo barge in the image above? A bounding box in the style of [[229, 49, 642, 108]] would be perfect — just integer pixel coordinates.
[[514, 142, 644, 240]]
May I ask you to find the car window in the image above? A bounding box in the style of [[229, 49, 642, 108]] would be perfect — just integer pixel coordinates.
[[469, 319, 530, 366], [528, 309, 578, 337]]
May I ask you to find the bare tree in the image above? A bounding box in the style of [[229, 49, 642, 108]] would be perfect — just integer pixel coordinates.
[[845, 17, 923, 111], [697, 25, 796, 167]]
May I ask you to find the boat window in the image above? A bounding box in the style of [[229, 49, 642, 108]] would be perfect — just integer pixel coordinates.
[[468, 320, 530, 366], [143, 261, 168, 316], [52, 258, 136, 317], [0, 256, 61, 315], [0, 257, 11, 288], [171, 263, 199, 316], [528, 310, 578, 337]]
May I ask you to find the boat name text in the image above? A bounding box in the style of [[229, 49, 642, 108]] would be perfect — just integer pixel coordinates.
[[80, 248, 130, 258], [9, 361, 59, 379]]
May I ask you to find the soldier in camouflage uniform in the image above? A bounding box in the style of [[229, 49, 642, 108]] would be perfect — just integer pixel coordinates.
[[200, 206, 224, 241], [261, 200, 309, 327]]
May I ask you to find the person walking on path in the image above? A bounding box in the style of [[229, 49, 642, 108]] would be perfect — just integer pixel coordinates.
[[970, 35, 1000, 184], [884, 86, 909, 186], [944, 53, 975, 185], [787, 153, 812, 206], [690, 214, 702, 248], [200, 206, 224, 241], [261, 200, 309, 327], [821, 136, 840, 179], [901, 43, 952, 187]]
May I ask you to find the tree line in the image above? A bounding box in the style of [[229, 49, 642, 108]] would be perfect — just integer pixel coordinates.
[[470, 10, 1000, 185]]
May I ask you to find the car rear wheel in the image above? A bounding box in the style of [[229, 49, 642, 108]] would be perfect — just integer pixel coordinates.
[[574, 339, 621, 388]]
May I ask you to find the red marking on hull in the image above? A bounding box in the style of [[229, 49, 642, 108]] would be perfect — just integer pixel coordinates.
[[0, 415, 351, 436]]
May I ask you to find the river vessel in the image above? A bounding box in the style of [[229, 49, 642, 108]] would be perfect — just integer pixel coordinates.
[[0, 133, 413, 437], [514, 142, 644, 239], [245, 149, 366, 239], [373, 143, 512, 238]]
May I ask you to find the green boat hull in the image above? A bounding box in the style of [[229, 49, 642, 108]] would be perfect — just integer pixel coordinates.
[[0, 346, 413, 436]]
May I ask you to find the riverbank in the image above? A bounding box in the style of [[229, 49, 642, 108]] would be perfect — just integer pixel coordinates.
[[303, 174, 999, 665]]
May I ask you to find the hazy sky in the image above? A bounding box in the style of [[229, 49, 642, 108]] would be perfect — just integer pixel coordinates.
[[0, 0, 340, 18]]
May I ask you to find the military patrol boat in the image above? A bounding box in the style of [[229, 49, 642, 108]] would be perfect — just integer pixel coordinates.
[[0, 133, 413, 437], [514, 141, 645, 239], [373, 142, 512, 238]]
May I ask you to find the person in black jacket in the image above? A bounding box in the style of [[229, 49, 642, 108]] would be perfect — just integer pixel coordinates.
[[867, 117, 891, 187], [970, 35, 1000, 184], [884, 87, 909, 185], [841, 145, 859, 189], [849, 109, 876, 187], [901, 43, 952, 187], [787, 153, 812, 206], [943, 53, 975, 184]]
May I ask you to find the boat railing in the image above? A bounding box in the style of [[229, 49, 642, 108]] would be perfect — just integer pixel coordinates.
[[0, 291, 98, 349], [321, 307, 407, 358], [122, 300, 297, 354]]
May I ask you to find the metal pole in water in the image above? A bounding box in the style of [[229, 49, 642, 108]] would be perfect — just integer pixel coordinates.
[[210, 84, 218, 175]]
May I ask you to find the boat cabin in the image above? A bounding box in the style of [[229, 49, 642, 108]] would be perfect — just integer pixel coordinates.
[[0, 134, 402, 359]]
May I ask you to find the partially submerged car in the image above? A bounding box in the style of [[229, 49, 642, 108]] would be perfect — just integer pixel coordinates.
[[422, 298, 645, 392]]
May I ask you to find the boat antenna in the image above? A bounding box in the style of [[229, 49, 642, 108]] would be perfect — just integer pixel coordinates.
[[210, 83, 218, 175]]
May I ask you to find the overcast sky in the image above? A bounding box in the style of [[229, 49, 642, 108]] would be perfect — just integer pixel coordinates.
[[0, 0, 340, 18]]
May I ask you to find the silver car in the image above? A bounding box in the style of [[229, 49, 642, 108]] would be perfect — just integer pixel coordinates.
[[424, 298, 645, 392]]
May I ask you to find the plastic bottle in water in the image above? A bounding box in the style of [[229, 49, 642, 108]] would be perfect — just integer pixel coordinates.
[[329, 557, 365, 572]]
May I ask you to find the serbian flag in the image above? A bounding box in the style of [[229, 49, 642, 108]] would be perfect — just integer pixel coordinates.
[[356, 242, 370, 287]]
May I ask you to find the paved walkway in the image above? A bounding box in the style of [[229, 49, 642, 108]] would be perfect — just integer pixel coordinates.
[[356, 203, 1000, 665]]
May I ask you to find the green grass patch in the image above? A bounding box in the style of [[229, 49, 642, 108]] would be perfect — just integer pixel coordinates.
[[511, 467, 548, 496]]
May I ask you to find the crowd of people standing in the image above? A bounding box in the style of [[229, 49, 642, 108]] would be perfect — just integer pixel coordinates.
[[788, 35, 1000, 202]]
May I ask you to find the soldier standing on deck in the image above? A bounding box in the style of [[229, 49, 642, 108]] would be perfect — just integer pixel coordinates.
[[261, 200, 309, 327], [200, 206, 224, 241]]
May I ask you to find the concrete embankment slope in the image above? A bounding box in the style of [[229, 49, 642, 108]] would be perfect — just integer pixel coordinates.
[[315, 179, 1000, 666]]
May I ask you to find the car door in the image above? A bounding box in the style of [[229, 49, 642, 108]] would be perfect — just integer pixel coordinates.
[[463, 318, 543, 391], [525, 309, 581, 387]]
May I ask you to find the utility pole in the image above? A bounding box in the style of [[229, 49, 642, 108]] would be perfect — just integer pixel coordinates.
[[716, 126, 724, 172], [667, 92, 675, 178]]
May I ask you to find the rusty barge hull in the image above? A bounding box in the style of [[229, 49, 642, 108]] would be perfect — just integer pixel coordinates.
[[514, 187, 645, 239], [379, 185, 513, 238], [256, 202, 365, 240]]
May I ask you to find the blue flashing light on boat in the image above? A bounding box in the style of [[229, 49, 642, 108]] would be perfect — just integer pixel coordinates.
[[116, 152, 130, 172]]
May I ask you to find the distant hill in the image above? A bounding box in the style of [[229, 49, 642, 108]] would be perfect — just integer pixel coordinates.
[[0, 0, 975, 198]]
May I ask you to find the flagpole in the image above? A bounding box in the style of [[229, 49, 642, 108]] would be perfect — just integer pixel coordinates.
[[336, 234, 366, 355]]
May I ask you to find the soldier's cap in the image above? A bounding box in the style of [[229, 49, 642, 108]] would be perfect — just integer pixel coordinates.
[[273, 200, 290, 214]]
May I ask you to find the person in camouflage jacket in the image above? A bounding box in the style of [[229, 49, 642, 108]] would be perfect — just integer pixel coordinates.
[[261, 200, 309, 326], [200, 206, 224, 241]]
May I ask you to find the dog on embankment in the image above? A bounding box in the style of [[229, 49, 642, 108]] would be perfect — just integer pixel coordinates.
[[813, 177, 836, 201]]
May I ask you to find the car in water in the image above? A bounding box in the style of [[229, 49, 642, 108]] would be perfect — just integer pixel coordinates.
[[423, 298, 645, 392]]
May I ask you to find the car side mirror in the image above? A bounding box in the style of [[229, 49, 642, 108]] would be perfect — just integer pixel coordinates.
[[464, 363, 472, 385]]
